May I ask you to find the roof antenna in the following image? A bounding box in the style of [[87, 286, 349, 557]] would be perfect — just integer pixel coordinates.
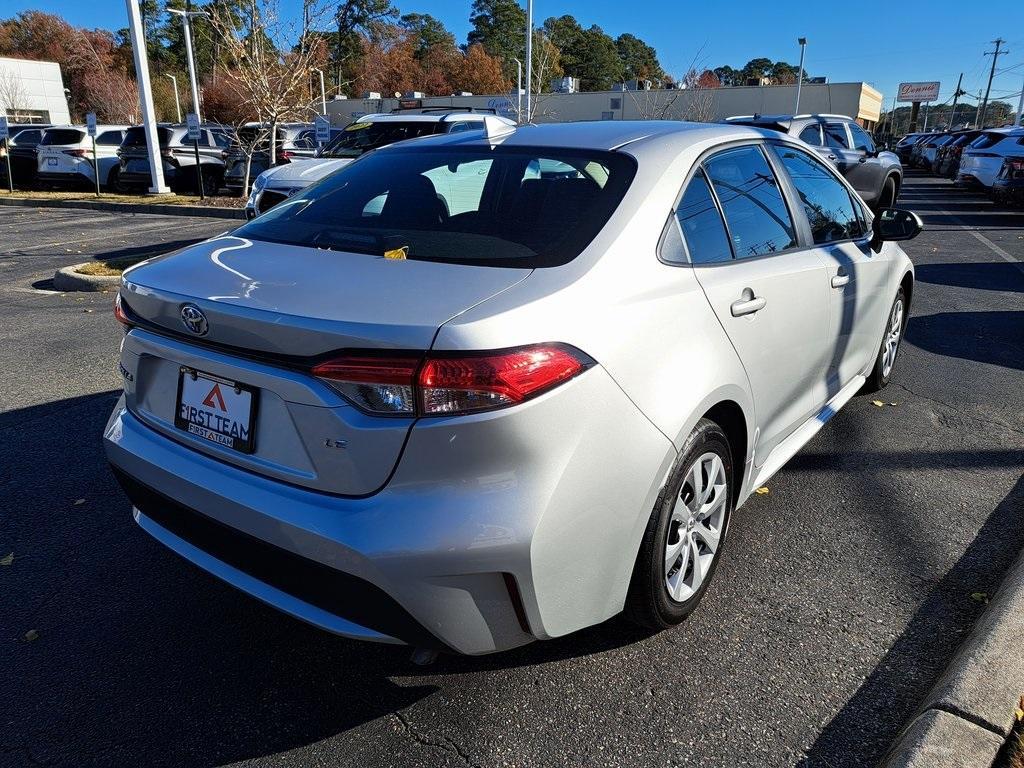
[[482, 115, 516, 142]]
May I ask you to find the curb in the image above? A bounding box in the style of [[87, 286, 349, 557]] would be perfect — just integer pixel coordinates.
[[0, 196, 245, 220], [53, 264, 121, 293], [881, 546, 1024, 767]]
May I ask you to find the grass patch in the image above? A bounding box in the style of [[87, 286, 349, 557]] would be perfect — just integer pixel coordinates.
[[0, 188, 243, 208], [74, 257, 146, 277]]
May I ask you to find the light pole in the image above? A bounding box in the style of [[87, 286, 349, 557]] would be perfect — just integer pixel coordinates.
[[523, 0, 533, 122], [125, 0, 169, 193], [311, 67, 326, 115], [165, 74, 182, 122], [794, 37, 807, 115], [511, 57, 523, 123], [167, 3, 207, 124]]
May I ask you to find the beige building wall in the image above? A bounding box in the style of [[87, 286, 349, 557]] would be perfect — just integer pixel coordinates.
[[326, 82, 884, 130]]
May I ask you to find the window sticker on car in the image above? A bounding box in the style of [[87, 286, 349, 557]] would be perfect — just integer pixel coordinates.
[[345, 123, 372, 131]]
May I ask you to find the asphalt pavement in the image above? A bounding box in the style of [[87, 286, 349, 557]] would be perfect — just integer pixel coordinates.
[[1, 175, 1022, 768]]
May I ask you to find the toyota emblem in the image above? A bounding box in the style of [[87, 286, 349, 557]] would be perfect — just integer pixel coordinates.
[[180, 304, 209, 336]]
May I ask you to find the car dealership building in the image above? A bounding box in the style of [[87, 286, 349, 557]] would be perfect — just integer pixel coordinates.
[[0, 56, 72, 124]]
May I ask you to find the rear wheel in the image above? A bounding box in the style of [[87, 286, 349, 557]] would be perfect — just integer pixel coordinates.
[[200, 167, 220, 196], [626, 418, 734, 630], [863, 288, 906, 393], [876, 175, 897, 210]]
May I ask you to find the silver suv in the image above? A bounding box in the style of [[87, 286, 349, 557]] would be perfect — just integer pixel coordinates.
[[727, 114, 903, 210], [105, 120, 919, 655], [116, 124, 234, 194]]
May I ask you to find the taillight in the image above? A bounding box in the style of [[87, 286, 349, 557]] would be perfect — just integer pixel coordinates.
[[311, 344, 591, 417], [63, 148, 88, 158], [113, 293, 132, 327], [279, 150, 293, 162]]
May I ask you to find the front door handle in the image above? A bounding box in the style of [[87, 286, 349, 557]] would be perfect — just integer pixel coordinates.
[[730, 294, 767, 317], [831, 269, 850, 288]]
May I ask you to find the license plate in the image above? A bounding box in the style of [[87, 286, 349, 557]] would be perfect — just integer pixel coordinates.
[[174, 368, 258, 453], [128, 159, 147, 172], [47, 157, 57, 166]]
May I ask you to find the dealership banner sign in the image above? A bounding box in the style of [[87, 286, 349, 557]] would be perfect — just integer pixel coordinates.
[[898, 82, 941, 102]]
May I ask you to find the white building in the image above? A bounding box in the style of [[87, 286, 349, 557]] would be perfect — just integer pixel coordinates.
[[0, 57, 72, 125], [327, 82, 884, 131]]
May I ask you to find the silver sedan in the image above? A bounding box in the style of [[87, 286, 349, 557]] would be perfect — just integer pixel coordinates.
[[104, 119, 919, 655]]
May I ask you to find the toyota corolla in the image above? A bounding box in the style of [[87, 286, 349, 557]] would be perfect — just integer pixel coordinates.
[[104, 119, 919, 655]]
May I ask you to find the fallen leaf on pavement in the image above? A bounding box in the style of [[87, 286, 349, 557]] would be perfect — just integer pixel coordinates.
[[73, 498, 86, 506], [970, 592, 988, 603], [755, 487, 770, 495], [872, 400, 885, 407], [0, 553, 13, 566], [888, 402, 898, 406], [24, 630, 39, 642]]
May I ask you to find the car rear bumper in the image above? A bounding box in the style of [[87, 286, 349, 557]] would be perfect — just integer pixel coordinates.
[[103, 364, 675, 654]]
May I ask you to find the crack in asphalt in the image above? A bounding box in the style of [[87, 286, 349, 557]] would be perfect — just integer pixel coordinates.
[[391, 710, 480, 768], [891, 382, 1024, 438]]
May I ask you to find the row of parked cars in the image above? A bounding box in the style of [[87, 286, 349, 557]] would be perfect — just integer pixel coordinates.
[[894, 125, 1024, 205], [0, 121, 334, 195]]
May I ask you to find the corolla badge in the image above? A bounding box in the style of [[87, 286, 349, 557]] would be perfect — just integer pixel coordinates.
[[180, 304, 209, 336]]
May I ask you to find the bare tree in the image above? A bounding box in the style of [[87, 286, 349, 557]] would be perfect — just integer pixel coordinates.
[[504, 31, 561, 124], [0, 69, 32, 122], [627, 46, 718, 123], [205, 0, 330, 190]]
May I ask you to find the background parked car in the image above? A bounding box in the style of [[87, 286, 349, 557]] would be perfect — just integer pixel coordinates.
[[725, 113, 903, 209], [908, 133, 938, 169], [0, 123, 50, 188], [957, 128, 1024, 189], [935, 130, 982, 178], [36, 125, 128, 190], [223, 123, 316, 195], [894, 132, 927, 163], [991, 156, 1024, 206], [115, 124, 234, 194], [919, 132, 954, 171]]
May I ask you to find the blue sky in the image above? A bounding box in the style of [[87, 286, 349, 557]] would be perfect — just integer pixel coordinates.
[[6, 0, 1024, 107]]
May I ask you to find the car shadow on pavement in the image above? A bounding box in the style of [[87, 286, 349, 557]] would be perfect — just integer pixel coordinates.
[[91, 237, 219, 263], [905, 311, 1024, 371], [798, 471, 1024, 768], [0, 392, 441, 767], [915, 262, 1024, 293]]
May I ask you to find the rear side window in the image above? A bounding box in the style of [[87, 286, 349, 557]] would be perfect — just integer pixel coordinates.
[[122, 126, 172, 147], [799, 125, 823, 146], [235, 145, 637, 268], [969, 133, 1003, 150], [703, 145, 797, 258], [824, 123, 850, 149], [850, 124, 875, 153], [96, 130, 124, 145], [13, 129, 42, 145], [41, 129, 85, 145], [672, 170, 732, 264], [773, 145, 863, 244]]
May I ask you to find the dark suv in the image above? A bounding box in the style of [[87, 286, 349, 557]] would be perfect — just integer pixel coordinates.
[[0, 124, 51, 188], [116, 124, 234, 194], [725, 113, 903, 210]]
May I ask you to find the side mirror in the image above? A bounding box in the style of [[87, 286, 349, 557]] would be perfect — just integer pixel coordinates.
[[873, 208, 923, 243]]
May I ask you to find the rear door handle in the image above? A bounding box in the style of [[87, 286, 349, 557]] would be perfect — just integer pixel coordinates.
[[831, 269, 850, 288], [730, 295, 767, 317]]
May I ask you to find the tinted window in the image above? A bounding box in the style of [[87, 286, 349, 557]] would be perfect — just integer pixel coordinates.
[[824, 123, 850, 149], [235, 145, 637, 269], [774, 145, 862, 244], [969, 133, 1003, 150], [211, 130, 234, 148], [96, 130, 124, 145], [849, 124, 875, 153], [14, 129, 42, 145], [41, 129, 85, 145], [799, 125, 823, 146], [122, 126, 173, 147], [320, 121, 443, 158], [673, 170, 732, 264], [703, 145, 797, 258]]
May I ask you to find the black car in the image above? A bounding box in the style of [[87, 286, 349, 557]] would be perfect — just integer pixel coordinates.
[[0, 123, 51, 188], [725, 113, 903, 210], [991, 156, 1024, 206]]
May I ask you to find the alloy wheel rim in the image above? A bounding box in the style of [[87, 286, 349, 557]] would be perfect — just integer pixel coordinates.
[[881, 298, 903, 378], [665, 452, 728, 603]]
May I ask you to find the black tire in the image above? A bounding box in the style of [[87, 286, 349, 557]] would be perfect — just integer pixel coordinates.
[[107, 167, 122, 193], [863, 287, 907, 393], [200, 167, 220, 196], [876, 175, 897, 210], [626, 418, 735, 630]]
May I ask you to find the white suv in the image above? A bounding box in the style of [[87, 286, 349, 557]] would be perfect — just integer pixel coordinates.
[[36, 125, 129, 189], [245, 110, 515, 218], [957, 128, 1024, 189]]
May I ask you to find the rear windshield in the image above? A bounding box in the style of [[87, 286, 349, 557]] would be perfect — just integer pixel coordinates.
[[970, 132, 1006, 150], [319, 121, 443, 159], [235, 145, 637, 268], [122, 126, 173, 147], [41, 129, 85, 145], [234, 126, 297, 150]]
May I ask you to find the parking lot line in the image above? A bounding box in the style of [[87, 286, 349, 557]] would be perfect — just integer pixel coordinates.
[[936, 207, 1024, 275]]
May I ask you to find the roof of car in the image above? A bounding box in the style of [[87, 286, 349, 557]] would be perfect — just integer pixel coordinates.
[[354, 112, 508, 123], [385, 120, 775, 153]]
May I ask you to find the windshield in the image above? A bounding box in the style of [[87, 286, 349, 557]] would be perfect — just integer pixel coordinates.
[[318, 121, 443, 158], [235, 145, 637, 268]]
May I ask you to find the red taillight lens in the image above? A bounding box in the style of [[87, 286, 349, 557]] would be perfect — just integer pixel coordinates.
[[113, 293, 132, 327], [419, 345, 587, 415], [63, 148, 88, 158], [279, 150, 293, 162], [312, 345, 590, 417]]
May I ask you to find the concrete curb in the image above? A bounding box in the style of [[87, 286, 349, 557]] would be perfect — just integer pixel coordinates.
[[53, 265, 121, 293], [0, 196, 245, 220], [881, 546, 1024, 767]]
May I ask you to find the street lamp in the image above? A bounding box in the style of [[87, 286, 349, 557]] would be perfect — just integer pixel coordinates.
[[310, 67, 327, 116], [523, 0, 533, 122], [511, 57, 523, 123], [167, 3, 208, 124], [794, 37, 807, 115], [165, 74, 182, 123]]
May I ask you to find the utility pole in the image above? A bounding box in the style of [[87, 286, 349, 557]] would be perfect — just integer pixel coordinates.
[[978, 38, 1008, 128], [794, 37, 807, 115], [973, 90, 983, 128], [949, 72, 964, 129], [523, 0, 533, 122], [1016, 77, 1024, 126]]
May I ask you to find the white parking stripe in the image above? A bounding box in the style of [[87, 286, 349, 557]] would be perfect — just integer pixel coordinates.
[[936, 207, 1024, 275]]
